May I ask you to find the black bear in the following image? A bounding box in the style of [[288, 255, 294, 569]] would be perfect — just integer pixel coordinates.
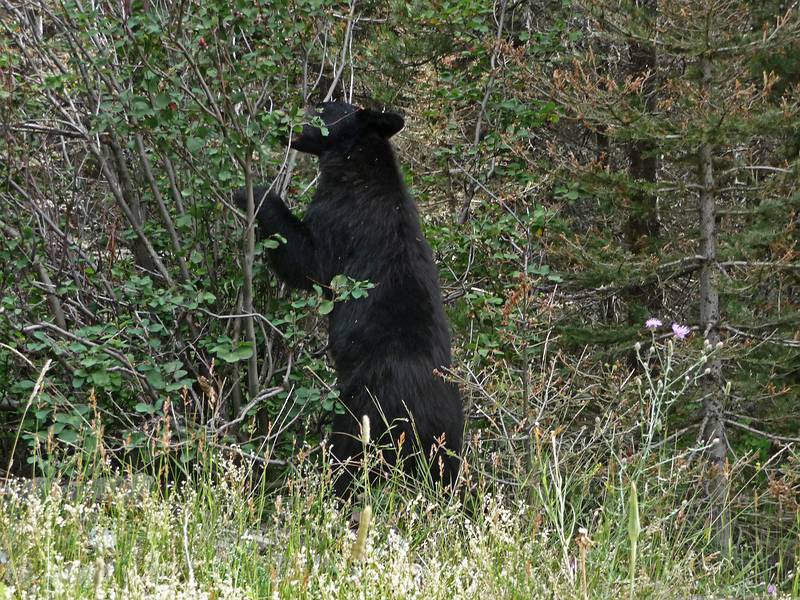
[[235, 102, 463, 496]]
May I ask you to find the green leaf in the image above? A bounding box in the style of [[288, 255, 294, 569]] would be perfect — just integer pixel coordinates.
[[234, 344, 254, 360], [54, 413, 81, 427], [318, 300, 334, 315], [331, 274, 348, 288], [163, 361, 182, 374], [153, 93, 171, 109], [146, 370, 166, 390], [186, 137, 205, 153], [58, 429, 79, 444], [628, 480, 641, 542], [217, 347, 250, 364], [90, 371, 110, 386]]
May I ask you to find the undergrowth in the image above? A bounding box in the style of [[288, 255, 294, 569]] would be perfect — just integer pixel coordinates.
[[1, 340, 797, 599], [1, 436, 797, 598]]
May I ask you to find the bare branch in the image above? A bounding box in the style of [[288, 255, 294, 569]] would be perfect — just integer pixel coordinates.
[[323, 0, 358, 102], [725, 419, 800, 445]]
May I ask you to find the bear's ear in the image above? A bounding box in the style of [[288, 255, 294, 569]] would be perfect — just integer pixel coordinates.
[[360, 108, 404, 138]]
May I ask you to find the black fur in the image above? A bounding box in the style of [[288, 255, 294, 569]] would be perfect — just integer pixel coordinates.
[[235, 102, 463, 495]]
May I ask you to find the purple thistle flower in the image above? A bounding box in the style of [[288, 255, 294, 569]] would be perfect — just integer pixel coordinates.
[[672, 323, 691, 339], [767, 583, 778, 595], [645, 318, 663, 329]]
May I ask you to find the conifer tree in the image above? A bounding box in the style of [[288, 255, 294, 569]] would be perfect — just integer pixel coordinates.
[[548, 0, 800, 553]]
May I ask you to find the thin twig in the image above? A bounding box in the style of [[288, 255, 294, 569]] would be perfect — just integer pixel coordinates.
[[323, 0, 358, 102], [5, 359, 51, 484], [214, 386, 284, 434], [724, 418, 800, 445], [457, 0, 510, 224]]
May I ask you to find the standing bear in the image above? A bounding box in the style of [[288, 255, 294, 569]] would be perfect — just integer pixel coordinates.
[[235, 102, 463, 496]]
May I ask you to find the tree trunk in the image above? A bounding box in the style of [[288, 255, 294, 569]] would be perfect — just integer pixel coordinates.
[[624, 0, 659, 252], [624, 0, 660, 370], [698, 52, 731, 558], [241, 160, 264, 433]]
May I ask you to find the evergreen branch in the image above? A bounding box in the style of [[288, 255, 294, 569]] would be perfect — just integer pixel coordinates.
[[719, 261, 800, 270], [721, 325, 800, 348]]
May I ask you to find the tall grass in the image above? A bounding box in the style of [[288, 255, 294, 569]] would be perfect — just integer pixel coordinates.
[[1, 344, 797, 598]]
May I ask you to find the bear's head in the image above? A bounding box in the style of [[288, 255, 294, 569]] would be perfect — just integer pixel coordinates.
[[290, 102, 404, 156]]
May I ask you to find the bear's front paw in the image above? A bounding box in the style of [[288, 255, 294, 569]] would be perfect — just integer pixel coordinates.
[[233, 186, 283, 215]]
